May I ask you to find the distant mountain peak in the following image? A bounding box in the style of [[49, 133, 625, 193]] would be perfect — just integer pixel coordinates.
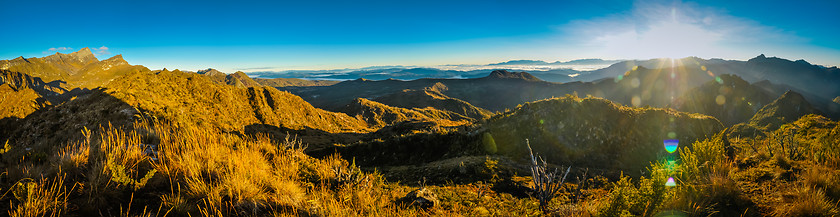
[[748, 90, 821, 131], [197, 68, 225, 76], [101, 54, 127, 65], [69, 47, 96, 61], [224, 71, 260, 88], [489, 60, 548, 66], [233, 71, 248, 76], [777, 90, 808, 103], [104, 54, 123, 61], [485, 70, 541, 81]]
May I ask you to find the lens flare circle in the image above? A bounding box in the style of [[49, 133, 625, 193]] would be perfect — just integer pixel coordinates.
[[665, 177, 677, 187], [664, 139, 679, 153]]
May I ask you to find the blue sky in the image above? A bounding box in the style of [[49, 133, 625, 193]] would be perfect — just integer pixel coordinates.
[[1, 0, 838, 72]]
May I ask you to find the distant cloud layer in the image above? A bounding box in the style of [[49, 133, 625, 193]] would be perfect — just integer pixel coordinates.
[[92, 46, 110, 56]]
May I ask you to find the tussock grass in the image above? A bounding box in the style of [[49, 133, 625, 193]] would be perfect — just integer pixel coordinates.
[[772, 186, 840, 217], [6, 175, 74, 217], [4, 117, 471, 216]]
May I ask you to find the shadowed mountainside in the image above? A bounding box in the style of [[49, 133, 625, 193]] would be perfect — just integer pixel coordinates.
[[286, 68, 716, 113], [673, 74, 777, 126], [0, 70, 68, 119], [729, 90, 823, 138], [483, 95, 723, 172], [284, 70, 571, 112]]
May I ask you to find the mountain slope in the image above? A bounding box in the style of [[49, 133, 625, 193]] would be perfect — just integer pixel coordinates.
[[108, 69, 368, 133], [371, 83, 492, 121], [747, 91, 822, 131], [286, 70, 572, 112], [1, 68, 373, 153], [341, 98, 438, 128], [226, 71, 262, 87], [484, 95, 723, 171], [0, 48, 97, 82], [0, 48, 150, 88], [201, 69, 264, 88], [673, 74, 775, 126], [196, 68, 225, 76]]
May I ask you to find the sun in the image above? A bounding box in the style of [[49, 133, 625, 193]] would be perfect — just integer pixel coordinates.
[[596, 20, 722, 60]]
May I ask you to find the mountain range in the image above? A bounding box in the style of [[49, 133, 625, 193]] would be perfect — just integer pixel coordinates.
[[1, 48, 838, 216]]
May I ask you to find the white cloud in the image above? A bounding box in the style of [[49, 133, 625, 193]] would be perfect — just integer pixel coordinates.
[[557, 0, 803, 60], [43, 47, 73, 54], [92, 46, 111, 56]]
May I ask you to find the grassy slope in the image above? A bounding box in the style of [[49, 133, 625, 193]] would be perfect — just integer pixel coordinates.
[[485, 95, 723, 172], [371, 83, 492, 121]]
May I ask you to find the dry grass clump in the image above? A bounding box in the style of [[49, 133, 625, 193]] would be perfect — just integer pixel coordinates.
[[801, 165, 840, 201], [772, 186, 840, 217], [5, 176, 73, 217]]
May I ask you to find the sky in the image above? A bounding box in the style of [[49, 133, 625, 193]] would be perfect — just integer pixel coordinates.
[[1, 0, 839, 73]]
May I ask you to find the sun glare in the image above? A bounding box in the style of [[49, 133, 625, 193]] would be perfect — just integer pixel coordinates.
[[593, 7, 724, 60]]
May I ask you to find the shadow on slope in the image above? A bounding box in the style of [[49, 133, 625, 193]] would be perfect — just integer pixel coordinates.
[[484, 95, 724, 174], [0, 87, 138, 162]]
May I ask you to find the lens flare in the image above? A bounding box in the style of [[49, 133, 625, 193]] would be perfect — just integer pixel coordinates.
[[664, 139, 679, 153], [665, 177, 677, 187], [631, 77, 641, 88], [667, 131, 677, 139], [631, 96, 642, 107], [715, 95, 726, 105]]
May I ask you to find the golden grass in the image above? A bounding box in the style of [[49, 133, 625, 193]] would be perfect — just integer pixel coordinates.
[[6, 175, 74, 217], [4, 92, 838, 216], [772, 186, 840, 217]]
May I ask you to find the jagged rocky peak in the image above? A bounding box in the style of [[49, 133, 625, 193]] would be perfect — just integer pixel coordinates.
[[67, 47, 98, 63], [485, 70, 541, 81], [41, 47, 99, 64], [103, 54, 127, 64], [72, 47, 95, 58]]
